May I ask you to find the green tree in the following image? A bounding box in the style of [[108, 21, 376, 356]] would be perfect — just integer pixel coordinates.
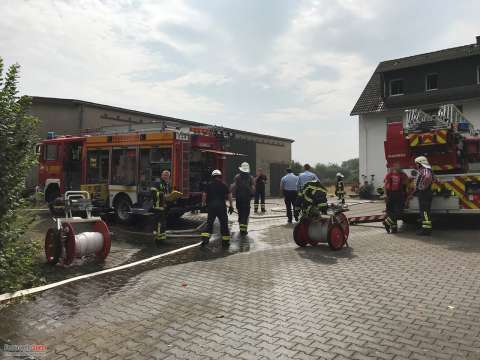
[[291, 158, 359, 186], [0, 58, 40, 293], [290, 160, 303, 175], [341, 158, 359, 183]]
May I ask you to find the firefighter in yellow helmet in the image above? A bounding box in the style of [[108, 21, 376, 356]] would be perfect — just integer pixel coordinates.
[[414, 156, 434, 236], [150, 170, 171, 246]]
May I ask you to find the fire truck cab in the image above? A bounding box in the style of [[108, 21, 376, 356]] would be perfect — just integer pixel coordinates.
[[38, 133, 85, 203], [38, 127, 235, 222]]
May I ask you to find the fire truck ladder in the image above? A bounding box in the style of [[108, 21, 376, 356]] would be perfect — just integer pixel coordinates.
[[405, 108, 448, 131], [437, 104, 475, 134]]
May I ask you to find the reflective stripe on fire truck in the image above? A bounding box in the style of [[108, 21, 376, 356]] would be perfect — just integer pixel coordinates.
[[432, 165, 455, 171], [408, 129, 448, 147], [443, 177, 480, 210]]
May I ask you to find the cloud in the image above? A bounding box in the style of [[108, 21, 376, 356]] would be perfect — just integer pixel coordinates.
[[1, 0, 479, 164]]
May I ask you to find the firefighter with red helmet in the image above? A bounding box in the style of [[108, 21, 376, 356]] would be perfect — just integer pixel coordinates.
[[382, 164, 408, 233]]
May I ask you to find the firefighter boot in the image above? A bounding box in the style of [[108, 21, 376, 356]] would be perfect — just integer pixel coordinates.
[[154, 223, 167, 246], [391, 220, 398, 234], [382, 218, 392, 234], [254, 205, 258, 213], [239, 224, 248, 236], [261, 204, 266, 213], [221, 235, 230, 248], [200, 232, 210, 246], [417, 212, 432, 236]]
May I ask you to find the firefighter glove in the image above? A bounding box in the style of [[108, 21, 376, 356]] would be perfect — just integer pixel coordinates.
[[228, 206, 234, 215]]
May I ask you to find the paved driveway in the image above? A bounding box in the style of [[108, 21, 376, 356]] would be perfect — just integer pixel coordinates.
[[1, 202, 480, 360]]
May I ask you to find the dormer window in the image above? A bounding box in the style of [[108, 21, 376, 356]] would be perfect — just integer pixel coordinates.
[[426, 73, 438, 91], [389, 79, 404, 96]]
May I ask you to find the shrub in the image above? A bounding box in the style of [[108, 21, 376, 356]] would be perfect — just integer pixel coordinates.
[[0, 58, 41, 293]]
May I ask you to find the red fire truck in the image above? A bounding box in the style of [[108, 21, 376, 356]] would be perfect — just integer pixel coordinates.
[[38, 126, 238, 222], [384, 104, 480, 221]]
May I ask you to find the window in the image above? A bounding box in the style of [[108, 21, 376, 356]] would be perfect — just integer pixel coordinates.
[[389, 79, 404, 96], [86, 150, 109, 184], [150, 148, 171, 163], [477, 66, 480, 84], [426, 73, 438, 91], [111, 148, 137, 186], [44, 144, 57, 160], [138, 147, 172, 188]]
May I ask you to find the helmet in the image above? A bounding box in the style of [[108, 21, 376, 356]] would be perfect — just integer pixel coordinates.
[[336, 173, 344, 178], [414, 156, 431, 168], [238, 162, 250, 173], [211, 169, 222, 177]]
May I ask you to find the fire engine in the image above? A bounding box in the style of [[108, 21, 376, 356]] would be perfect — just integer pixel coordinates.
[[38, 126, 239, 222], [384, 104, 480, 221]]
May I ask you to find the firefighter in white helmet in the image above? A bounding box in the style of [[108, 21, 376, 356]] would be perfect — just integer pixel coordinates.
[[335, 172, 346, 205], [201, 169, 234, 247], [414, 156, 434, 235], [231, 162, 255, 236]]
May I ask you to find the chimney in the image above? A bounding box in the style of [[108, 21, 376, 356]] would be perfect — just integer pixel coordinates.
[[477, 35, 480, 45]]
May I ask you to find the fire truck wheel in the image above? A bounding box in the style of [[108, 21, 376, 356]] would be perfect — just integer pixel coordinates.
[[114, 194, 132, 224], [45, 228, 61, 265], [328, 224, 345, 251], [293, 219, 310, 247]]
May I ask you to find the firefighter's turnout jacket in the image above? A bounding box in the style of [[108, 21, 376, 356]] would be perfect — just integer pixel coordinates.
[[295, 180, 328, 219], [335, 179, 345, 204], [150, 180, 171, 242]]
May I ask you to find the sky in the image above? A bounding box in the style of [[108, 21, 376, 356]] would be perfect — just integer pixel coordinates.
[[1, 0, 480, 164]]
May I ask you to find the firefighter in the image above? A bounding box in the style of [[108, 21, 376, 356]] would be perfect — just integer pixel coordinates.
[[231, 162, 255, 236], [254, 168, 267, 213], [414, 156, 434, 236], [382, 164, 408, 234], [150, 170, 171, 246], [335, 173, 346, 205], [201, 170, 234, 247], [296, 180, 328, 219]]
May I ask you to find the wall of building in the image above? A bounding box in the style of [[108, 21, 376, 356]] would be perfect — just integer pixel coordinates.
[[255, 141, 291, 196], [461, 99, 480, 128], [30, 102, 81, 137], [359, 112, 391, 188], [82, 105, 164, 131], [383, 56, 480, 95]]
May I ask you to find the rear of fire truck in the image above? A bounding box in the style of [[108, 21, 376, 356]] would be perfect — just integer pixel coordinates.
[[384, 104, 480, 220]]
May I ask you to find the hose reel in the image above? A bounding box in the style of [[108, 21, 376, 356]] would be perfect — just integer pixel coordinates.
[[45, 191, 111, 266]]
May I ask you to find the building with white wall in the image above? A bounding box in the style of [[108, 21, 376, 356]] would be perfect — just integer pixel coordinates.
[[351, 36, 480, 188]]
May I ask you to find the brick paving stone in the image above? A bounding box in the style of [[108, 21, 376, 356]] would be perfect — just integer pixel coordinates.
[[1, 205, 480, 360]]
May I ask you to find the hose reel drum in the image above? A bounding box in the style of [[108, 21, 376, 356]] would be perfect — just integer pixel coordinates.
[[45, 191, 111, 266], [293, 208, 349, 250]]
